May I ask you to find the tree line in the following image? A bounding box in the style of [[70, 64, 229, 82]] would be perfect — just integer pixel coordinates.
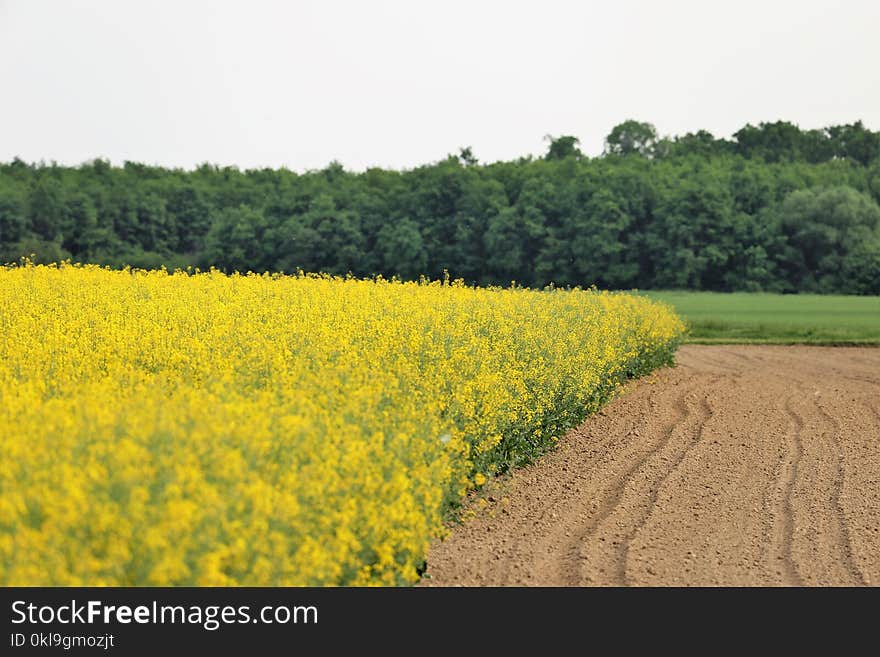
[[1, 120, 879, 293]]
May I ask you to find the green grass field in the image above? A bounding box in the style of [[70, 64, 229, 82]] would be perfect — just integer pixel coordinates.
[[641, 291, 880, 345]]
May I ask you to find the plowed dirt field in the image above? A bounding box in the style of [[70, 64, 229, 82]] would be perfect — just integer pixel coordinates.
[[424, 346, 880, 586]]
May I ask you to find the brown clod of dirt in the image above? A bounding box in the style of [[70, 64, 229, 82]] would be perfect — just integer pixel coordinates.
[[422, 346, 880, 586]]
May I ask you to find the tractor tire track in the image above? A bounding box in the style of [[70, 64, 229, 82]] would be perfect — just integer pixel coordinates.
[[777, 395, 805, 585], [556, 387, 692, 586]]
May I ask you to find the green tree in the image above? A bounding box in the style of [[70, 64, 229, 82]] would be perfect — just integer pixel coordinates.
[[734, 121, 806, 163], [544, 135, 582, 161], [375, 218, 427, 279], [605, 120, 658, 157], [827, 121, 880, 166], [0, 236, 71, 264], [458, 147, 478, 167], [777, 186, 880, 292], [166, 184, 212, 252], [61, 194, 99, 256], [842, 238, 880, 294], [27, 177, 65, 240], [669, 130, 729, 158], [484, 179, 547, 285], [202, 205, 271, 272], [648, 168, 736, 290], [271, 194, 365, 275], [0, 189, 26, 246]]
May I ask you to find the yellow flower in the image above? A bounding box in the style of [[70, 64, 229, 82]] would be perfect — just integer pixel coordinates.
[[0, 262, 683, 585]]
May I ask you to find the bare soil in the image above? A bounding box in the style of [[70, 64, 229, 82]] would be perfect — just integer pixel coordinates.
[[423, 345, 880, 586]]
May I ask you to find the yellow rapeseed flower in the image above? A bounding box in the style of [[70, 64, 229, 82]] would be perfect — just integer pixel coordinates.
[[0, 262, 683, 585]]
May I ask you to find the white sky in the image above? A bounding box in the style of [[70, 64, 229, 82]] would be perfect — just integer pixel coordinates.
[[1, 0, 878, 171]]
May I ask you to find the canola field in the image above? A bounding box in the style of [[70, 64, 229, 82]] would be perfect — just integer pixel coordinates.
[[0, 264, 684, 585]]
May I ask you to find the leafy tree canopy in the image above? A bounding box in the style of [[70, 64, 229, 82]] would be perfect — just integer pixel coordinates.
[[2, 119, 879, 294]]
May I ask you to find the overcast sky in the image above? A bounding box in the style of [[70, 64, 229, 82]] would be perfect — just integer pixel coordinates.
[[1, 0, 878, 171]]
